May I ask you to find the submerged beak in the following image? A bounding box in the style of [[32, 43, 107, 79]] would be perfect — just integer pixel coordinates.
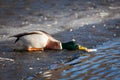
[[78, 45, 97, 52]]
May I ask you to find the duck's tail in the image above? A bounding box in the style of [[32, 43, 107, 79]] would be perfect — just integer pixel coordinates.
[[9, 35, 20, 43]]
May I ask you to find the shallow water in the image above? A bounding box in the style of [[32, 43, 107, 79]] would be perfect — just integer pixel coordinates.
[[24, 38, 120, 80]]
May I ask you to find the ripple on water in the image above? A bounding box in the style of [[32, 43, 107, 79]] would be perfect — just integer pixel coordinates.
[[24, 38, 120, 80]]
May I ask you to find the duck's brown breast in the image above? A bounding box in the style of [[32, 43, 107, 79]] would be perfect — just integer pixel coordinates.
[[45, 40, 62, 50]]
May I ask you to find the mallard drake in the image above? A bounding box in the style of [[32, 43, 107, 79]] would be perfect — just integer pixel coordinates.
[[11, 30, 96, 52]]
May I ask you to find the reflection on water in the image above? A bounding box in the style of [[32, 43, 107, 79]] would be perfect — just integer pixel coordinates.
[[24, 38, 120, 80]]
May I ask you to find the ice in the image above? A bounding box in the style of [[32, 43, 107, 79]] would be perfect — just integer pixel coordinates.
[[0, 0, 120, 80], [87, 49, 97, 52], [0, 57, 14, 62]]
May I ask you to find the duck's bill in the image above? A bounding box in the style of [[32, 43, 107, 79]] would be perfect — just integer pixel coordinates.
[[86, 49, 97, 52]]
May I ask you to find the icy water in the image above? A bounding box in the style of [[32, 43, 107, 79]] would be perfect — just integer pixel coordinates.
[[24, 39, 120, 80], [0, 0, 120, 80]]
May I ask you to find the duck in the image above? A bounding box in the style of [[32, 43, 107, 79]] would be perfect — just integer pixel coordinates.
[[11, 30, 97, 52]]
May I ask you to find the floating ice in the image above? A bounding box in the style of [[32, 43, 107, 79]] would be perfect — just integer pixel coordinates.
[[0, 57, 14, 61], [29, 67, 33, 70], [87, 49, 97, 52]]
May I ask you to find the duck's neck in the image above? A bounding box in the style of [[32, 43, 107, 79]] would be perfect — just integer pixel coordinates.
[[61, 41, 89, 51], [61, 41, 79, 50]]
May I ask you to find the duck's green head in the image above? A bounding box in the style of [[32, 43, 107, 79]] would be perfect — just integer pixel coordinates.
[[61, 41, 88, 51]]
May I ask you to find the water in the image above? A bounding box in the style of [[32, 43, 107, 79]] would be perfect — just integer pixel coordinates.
[[24, 38, 120, 80]]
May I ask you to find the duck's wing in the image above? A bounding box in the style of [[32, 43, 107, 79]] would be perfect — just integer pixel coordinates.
[[11, 32, 40, 43], [38, 30, 52, 37], [38, 30, 58, 41], [11, 30, 59, 43]]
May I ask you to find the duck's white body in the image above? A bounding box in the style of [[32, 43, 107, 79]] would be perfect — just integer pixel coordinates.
[[12, 30, 62, 51], [20, 32, 48, 48]]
